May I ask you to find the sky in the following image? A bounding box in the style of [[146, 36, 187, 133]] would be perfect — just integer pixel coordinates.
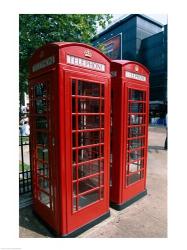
[[112, 14, 168, 25], [97, 14, 167, 33]]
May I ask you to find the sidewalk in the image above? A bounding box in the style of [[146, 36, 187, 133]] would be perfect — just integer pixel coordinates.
[[19, 126, 167, 238]]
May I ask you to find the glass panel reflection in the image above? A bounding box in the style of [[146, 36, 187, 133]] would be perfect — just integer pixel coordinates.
[[79, 190, 99, 208], [36, 132, 48, 145], [35, 99, 48, 113], [78, 175, 100, 193], [78, 146, 102, 163], [35, 83, 47, 97], [78, 81, 100, 97], [36, 116, 48, 129], [127, 171, 144, 185], [128, 126, 145, 138], [37, 147, 49, 162], [78, 115, 104, 129], [128, 89, 145, 101], [78, 160, 100, 179]]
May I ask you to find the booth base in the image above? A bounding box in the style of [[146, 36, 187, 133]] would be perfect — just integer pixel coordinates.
[[110, 189, 147, 211], [33, 209, 110, 238], [62, 211, 110, 238]]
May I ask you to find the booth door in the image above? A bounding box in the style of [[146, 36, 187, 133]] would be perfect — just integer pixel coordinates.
[[65, 71, 110, 233], [123, 82, 149, 202], [29, 71, 59, 230]]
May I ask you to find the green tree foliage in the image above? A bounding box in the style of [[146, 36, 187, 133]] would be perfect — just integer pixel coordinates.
[[19, 14, 112, 103]]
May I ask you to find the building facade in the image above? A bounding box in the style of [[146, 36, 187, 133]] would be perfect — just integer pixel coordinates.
[[92, 14, 167, 105]]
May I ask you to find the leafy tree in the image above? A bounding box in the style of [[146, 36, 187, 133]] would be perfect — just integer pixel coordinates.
[[19, 14, 112, 104]]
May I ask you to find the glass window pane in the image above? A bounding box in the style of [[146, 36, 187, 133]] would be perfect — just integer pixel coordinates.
[[72, 79, 76, 95], [128, 149, 144, 161], [101, 84, 104, 97], [78, 99, 104, 113], [128, 126, 145, 138], [78, 115, 104, 129], [35, 99, 48, 113], [38, 177, 50, 193], [73, 182, 77, 196], [36, 116, 48, 129], [79, 190, 99, 208], [79, 175, 100, 193], [37, 161, 49, 177], [78, 146, 101, 163], [73, 197, 77, 211], [129, 102, 145, 113], [128, 114, 145, 125], [72, 115, 76, 130], [38, 191, 50, 207], [72, 149, 76, 164], [78, 160, 100, 179], [73, 166, 77, 180], [36, 132, 48, 145], [128, 138, 145, 150], [129, 89, 145, 101], [72, 132, 76, 147], [37, 147, 49, 162], [78, 130, 104, 146], [127, 171, 144, 185], [72, 98, 76, 113], [35, 83, 47, 97], [128, 159, 144, 173], [78, 81, 100, 97]]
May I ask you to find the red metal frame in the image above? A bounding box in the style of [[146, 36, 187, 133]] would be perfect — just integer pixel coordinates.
[[29, 42, 111, 237], [110, 60, 149, 209]]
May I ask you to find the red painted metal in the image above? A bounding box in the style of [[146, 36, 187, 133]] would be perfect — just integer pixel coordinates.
[[29, 42, 111, 236], [110, 60, 149, 208]]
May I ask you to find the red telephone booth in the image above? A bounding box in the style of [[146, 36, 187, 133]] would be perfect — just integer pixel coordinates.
[[110, 60, 149, 210], [29, 42, 111, 237]]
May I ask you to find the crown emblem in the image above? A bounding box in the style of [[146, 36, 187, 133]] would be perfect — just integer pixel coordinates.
[[84, 49, 92, 58], [135, 65, 139, 72]]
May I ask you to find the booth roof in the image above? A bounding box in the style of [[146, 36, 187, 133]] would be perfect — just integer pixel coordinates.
[[38, 42, 111, 62], [112, 60, 150, 74]]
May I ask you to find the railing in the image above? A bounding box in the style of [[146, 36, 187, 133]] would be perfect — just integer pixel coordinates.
[[19, 134, 32, 194], [19, 108, 32, 195]]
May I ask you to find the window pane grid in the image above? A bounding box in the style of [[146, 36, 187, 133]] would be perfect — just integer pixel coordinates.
[[72, 79, 105, 211], [33, 82, 54, 210], [75, 79, 79, 211], [99, 83, 103, 199], [125, 88, 146, 187]]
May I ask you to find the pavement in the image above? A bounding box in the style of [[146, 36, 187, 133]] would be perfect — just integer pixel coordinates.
[[19, 126, 167, 238]]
